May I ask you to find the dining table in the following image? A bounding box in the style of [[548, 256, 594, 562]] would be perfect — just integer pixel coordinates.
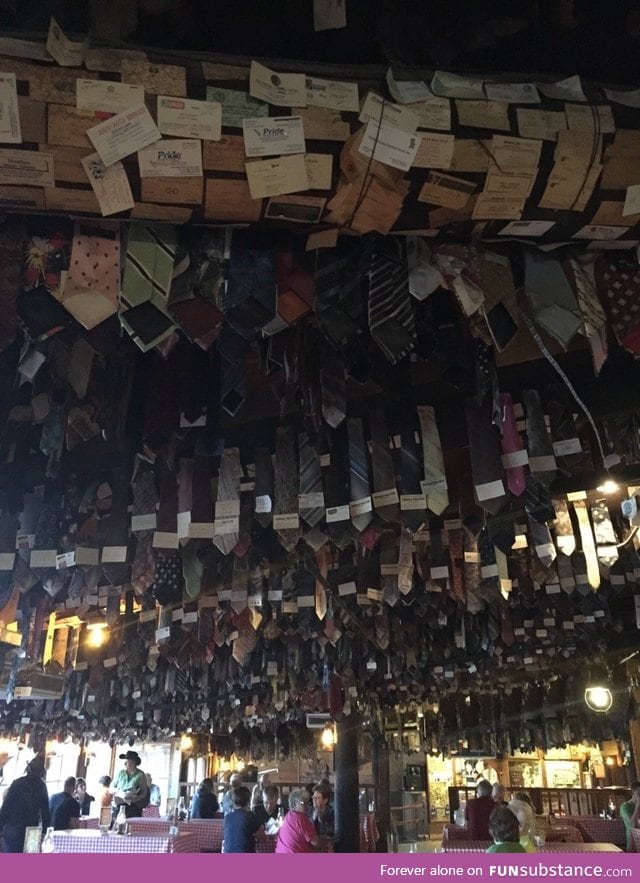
[[51, 828, 197, 853], [442, 840, 622, 853], [127, 817, 223, 851]]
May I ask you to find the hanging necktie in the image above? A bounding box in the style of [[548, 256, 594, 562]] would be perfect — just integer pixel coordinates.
[[314, 241, 362, 348], [273, 426, 300, 551], [557, 554, 576, 594], [552, 498, 576, 556], [417, 405, 449, 515], [466, 400, 507, 514], [595, 256, 640, 358], [590, 499, 619, 567], [321, 425, 353, 547], [569, 253, 609, 372], [499, 393, 527, 497], [528, 515, 557, 569], [213, 447, 242, 556], [369, 409, 401, 524], [218, 329, 249, 418], [368, 239, 417, 364], [320, 355, 347, 429], [525, 251, 583, 349], [523, 389, 557, 488], [571, 496, 601, 590], [462, 516, 483, 614], [400, 417, 428, 534], [547, 398, 585, 476], [380, 529, 399, 606], [298, 432, 325, 528], [447, 527, 466, 607], [347, 417, 373, 532], [254, 447, 274, 529]]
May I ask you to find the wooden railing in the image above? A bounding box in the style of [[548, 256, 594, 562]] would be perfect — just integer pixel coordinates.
[[448, 786, 630, 822]]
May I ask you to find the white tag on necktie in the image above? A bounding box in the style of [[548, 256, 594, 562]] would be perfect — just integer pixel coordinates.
[[514, 628, 525, 636], [152, 531, 179, 549], [481, 564, 499, 578], [320, 453, 331, 467], [535, 542, 555, 559], [430, 566, 449, 579], [102, 546, 127, 563], [214, 516, 239, 536], [501, 449, 529, 468], [552, 438, 582, 456], [350, 496, 372, 516], [298, 492, 325, 509], [155, 626, 171, 642], [380, 564, 400, 575], [131, 513, 157, 531], [267, 590, 283, 601], [529, 454, 557, 472], [282, 600, 298, 613], [297, 595, 315, 607], [76, 546, 100, 567], [172, 608, 184, 621], [189, 522, 215, 538], [183, 611, 198, 624], [546, 584, 561, 594], [103, 657, 118, 668], [421, 477, 447, 494], [567, 490, 587, 501], [610, 574, 626, 585], [30, 549, 57, 568], [372, 488, 400, 508], [273, 513, 299, 530], [255, 495, 272, 514], [216, 500, 240, 518], [512, 534, 528, 549], [75, 661, 88, 671], [464, 551, 480, 563], [338, 581, 357, 595], [177, 511, 191, 538], [475, 479, 506, 501], [400, 494, 427, 510], [367, 587, 383, 601], [326, 505, 350, 522]]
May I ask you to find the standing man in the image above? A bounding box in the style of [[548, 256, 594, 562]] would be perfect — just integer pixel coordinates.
[[465, 779, 495, 839], [50, 777, 81, 829], [620, 781, 640, 851], [110, 750, 149, 819], [0, 755, 50, 852]]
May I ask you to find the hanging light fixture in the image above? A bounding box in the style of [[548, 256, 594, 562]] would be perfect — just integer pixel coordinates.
[[85, 622, 108, 648], [320, 723, 336, 749], [584, 685, 613, 712]]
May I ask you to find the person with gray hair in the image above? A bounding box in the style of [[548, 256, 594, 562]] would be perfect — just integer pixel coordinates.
[[275, 788, 329, 853], [464, 779, 495, 839], [492, 783, 507, 805], [222, 772, 243, 815]]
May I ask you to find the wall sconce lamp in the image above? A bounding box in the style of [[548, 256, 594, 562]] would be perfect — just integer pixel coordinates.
[[584, 686, 613, 712], [180, 734, 193, 751], [320, 723, 336, 749]]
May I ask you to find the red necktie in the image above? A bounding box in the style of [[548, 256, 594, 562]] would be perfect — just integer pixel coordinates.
[[500, 393, 527, 496]]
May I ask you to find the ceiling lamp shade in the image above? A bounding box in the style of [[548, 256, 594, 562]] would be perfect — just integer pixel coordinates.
[[584, 685, 613, 712]]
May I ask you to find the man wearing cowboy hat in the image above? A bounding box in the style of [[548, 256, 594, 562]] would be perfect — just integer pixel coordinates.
[[110, 750, 149, 820]]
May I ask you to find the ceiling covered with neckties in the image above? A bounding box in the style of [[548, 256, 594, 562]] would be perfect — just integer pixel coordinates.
[[2, 3, 640, 758]]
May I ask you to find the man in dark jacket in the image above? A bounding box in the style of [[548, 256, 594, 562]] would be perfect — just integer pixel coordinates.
[[49, 776, 81, 830], [0, 755, 50, 852]]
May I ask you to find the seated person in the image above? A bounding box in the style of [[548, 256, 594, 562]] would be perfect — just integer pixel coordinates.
[[486, 806, 529, 854], [253, 784, 281, 827], [276, 789, 329, 853], [310, 783, 334, 837], [465, 779, 495, 839], [98, 775, 112, 807], [74, 777, 95, 816], [50, 777, 81, 830], [223, 786, 264, 853], [619, 782, 640, 851], [508, 791, 536, 852], [191, 778, 220, 819], [221, 773, 243, 815], [492, 783, 508, 805]]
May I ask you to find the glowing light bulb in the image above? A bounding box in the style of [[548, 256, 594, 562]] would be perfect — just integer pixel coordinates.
[[86, 624, 108, 647], [597, 480, 620, 495], [320, 724, 336, 749]]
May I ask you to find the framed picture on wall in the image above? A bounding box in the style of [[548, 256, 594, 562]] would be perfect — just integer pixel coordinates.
[[23, 827, 42, 853]]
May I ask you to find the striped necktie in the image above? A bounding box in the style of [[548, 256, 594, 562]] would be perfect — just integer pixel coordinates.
[[273, 426, 300, 551], [369, 409, 401, 524], [347, 417, 372, 532], [400, 417, 428, 534], [417, 405, 449, 515], [298, 431, 325, 528], [524, 389, 556, 488], [213, 447, 242, 556], [368, 240, 417, 364], [320, 355, 347, 429], [120, 222, 177, 310]]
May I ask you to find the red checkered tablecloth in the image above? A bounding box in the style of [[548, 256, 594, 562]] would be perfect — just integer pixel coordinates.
[[442, 841, 491, 852], [51, 829, 197, 853], [143, 805, 161, 818], [127, 817, 224, 851], [443, 841, 621, 854], [573, 819, 626, 848], [545, 825, 584, 843]]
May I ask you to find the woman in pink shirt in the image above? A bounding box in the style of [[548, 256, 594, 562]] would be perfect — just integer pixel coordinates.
[[275, 789, 329, 853]]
